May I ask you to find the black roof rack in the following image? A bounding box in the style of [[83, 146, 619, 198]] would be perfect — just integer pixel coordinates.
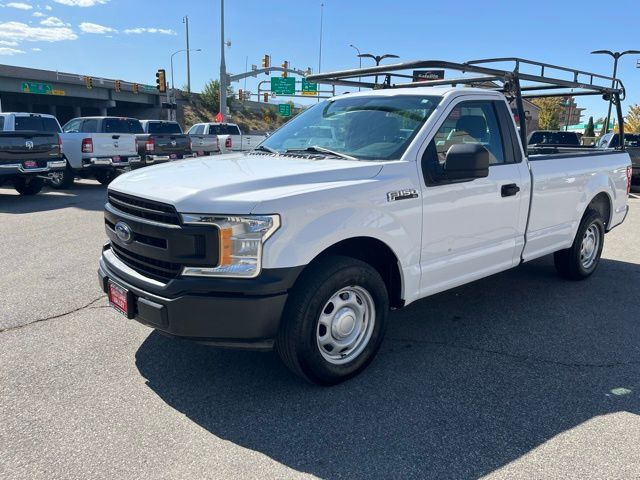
[[307, 57, 625, 153]]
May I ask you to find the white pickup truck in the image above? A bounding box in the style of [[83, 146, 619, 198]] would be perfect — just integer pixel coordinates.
[[98, 58, 631, 385], [187, 122, 266, 154], [52, 117, 141, 188]]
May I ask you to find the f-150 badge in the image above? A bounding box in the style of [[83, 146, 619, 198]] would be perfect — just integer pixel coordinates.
[[387, 189, 419, 202]]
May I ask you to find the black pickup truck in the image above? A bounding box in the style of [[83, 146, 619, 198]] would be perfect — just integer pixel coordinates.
[[597, 132, 640, 184], [134, 120, 193, 168], [0, 113, 66, 195]]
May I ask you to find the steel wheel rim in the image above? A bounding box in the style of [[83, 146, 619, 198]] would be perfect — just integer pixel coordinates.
[[580, 223, 600, 269], [49, 171, 63, 186], [316, 285, 376, 365]]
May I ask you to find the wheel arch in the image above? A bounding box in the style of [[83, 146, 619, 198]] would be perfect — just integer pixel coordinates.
[[585, 191, 612, 231]]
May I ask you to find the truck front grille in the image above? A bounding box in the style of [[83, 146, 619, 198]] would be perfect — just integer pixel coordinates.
[[111, 243, 182, 282], [107, 191, 181, 225]]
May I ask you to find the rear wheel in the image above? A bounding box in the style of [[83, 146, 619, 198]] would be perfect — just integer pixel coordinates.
[[554, 208, 605, 280], [94, 170, 116, 185], [13, 176, 44, 195], [276, 255, 389, 385], [48, 164, 74, 189]]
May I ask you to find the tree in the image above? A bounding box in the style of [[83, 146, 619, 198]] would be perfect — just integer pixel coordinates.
[[599, 119, 607, 137], [625, 104, 640, 133], [584, 116, 595, 137], [532, 98, 562, 130], [200, 79, 235, 113]]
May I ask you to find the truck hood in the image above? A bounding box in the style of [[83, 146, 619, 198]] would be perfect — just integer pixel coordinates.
[[109, 152, 384, 214]]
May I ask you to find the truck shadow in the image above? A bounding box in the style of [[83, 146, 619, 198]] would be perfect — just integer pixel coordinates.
[[0, 181, 107, 214], [135, 256, 640, 479]]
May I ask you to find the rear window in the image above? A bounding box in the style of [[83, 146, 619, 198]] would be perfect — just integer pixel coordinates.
[[209, 124, 241, 135], [103, 118, 143, 134], [147, 122, 183, 134], [623, 134, 640, 147], [14, 115, 61, 133], [528, 131, 579, 145]]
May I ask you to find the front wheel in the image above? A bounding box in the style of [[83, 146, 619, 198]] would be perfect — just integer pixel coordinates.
[[276, 256, 389, 385], [13, 176, 44, 195], [554, 208, 605, 280]]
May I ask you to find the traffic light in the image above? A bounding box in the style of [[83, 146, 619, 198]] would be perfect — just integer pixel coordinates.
[[281, 60, 289, 78], [263, 92, 269, 103], [262, 54, 270, 68], [84, 76, 93, 89], [114, 80, 121, 92], [238, 89, 244, 101], [133, 83, 140, 94], [156, 69, 166, 93]]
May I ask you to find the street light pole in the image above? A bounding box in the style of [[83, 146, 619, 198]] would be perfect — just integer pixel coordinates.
[[183, 16, 191, 94], [591, 49, 640, 133], [349, 44, 361, 91], [220, 0, 227, 120], [357, 52, 400, 85]]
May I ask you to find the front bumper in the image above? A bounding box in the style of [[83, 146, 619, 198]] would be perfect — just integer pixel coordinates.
[[0, 159, 66, 176], [98, 245, 302, 350]]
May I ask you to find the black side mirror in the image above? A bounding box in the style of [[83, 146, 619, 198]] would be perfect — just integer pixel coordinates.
[[441, 143, 489, 181]]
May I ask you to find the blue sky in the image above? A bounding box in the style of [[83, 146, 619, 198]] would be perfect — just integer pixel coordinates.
[[1, 0, 639, 120]]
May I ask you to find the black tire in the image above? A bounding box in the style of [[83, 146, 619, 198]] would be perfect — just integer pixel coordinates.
[[48, 164, 74, 189], [94, 170, 116, 185], [276, 255, 389, 385], [554, 208, 605, 280], [13, 176, 44, 195]]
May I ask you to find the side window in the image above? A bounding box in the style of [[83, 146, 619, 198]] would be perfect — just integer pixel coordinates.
[[0, 116, 5, 131], [63, 119, 81, 133], [433, 101, 505, 165], [82, 119, 98, 133]]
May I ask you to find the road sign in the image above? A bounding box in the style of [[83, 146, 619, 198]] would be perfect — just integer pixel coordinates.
[[22, 82, 52, 95], [278, 103, 292, 117], [301, 78, 318, 96], [412, 70, 445, 82], [271, 77, 295, 95]]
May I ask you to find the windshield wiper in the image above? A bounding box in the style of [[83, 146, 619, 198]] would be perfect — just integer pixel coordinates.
[[253, 145, 278, 154], [285, 146, 358, 161]]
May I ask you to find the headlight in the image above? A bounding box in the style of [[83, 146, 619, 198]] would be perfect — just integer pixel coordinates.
[[180, 214, 280, 278]]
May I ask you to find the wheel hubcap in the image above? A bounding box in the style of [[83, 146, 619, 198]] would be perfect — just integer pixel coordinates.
[[316, 286, 376, 365], [580, 223, 600, 269]]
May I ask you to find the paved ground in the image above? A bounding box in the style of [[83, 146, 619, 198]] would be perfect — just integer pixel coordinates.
[[1, 181, 640, 480]]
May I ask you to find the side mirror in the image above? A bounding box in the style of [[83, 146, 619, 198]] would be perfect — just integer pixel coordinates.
[[441, 143, 489, 181]]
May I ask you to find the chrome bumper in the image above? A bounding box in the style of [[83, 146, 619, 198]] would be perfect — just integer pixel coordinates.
[[84, 156, 141, 167], [0, 159, 67, 174]]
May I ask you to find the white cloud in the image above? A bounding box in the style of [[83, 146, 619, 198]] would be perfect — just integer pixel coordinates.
[[53, 0, 108, 6], [45, 4, 52, 9], [79, 21, 114, 34], [0, 46, 25, 55], [0, 39, 19, 46], [31, 46, 41, 51], [40, 16, 65, 26], [0, 21, 77, 42], [32, 11, 45, 16], [6, 2, 33, 9], [124, 27, 176, 36]]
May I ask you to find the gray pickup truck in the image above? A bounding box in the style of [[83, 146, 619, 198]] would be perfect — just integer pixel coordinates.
[[598, 132, 640, 184], [0, 113, 66, 195], [135, 120, 194, 168]]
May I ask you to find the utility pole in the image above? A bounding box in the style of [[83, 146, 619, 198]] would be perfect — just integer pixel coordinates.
[[183, 16, 191, 93], [219, 0, 227, 120]]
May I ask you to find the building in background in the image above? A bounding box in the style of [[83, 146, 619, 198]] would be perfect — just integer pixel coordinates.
[[558, 96, 584, 128]]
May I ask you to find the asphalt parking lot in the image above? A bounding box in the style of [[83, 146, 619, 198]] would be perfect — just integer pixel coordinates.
[[1, 181, 640, 480]]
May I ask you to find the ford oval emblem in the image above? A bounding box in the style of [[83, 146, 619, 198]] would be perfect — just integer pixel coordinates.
[[114, 221, 133, 244]]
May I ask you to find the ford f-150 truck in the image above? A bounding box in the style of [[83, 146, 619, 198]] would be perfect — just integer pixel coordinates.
[[98, 58, 632, 385], [134, 120, 194, 169], [51, 117, 141, 188], [597, 132, 640, 184], [0, 113, 66, 195]]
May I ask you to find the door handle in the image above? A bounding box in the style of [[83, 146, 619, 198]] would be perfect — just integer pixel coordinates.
[[501, 183, 520, 197]]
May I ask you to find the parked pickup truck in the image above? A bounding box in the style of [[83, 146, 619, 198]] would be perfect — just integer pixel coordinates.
[[597, 132, 640, 184], [99, 75, 631, 385], [51, 117, 142, 188], [187, 122, 267, 154], [186, 123, 220, 155], [0, 113, 66, 195], [134, 120, 194, 168]]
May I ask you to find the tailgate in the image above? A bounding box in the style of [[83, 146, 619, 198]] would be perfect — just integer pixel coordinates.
[[152, 134, 190, 155], [0, 131, 60, 162], [92, 134, 137, 157]]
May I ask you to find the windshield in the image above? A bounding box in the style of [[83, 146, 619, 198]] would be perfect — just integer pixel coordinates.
[[14, 115, 61, 133], [260, 95, 441, 160], [528, 131, 579, 145], [147, 122, 182, 134]]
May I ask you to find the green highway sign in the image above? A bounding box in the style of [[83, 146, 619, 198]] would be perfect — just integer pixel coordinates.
[[271, 77, 295, 95], [301, 78, 318, 96], [22, 82, 52, 95], [278, 103, 292, 117]]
